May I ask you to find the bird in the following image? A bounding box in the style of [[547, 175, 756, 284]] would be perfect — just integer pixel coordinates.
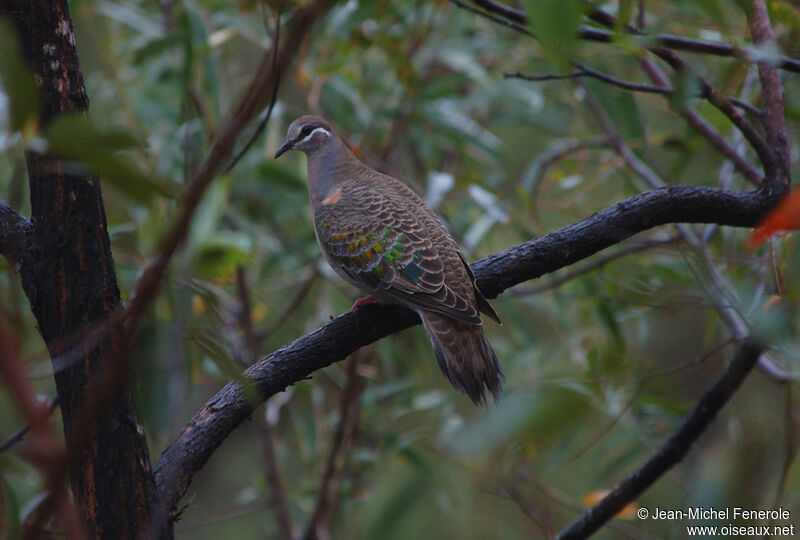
[[274, 115, 502, 405]]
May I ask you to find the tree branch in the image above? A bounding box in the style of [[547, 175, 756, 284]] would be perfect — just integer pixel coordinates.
[[505, 65, 671, 95], [463, 0, 800, 74], [235, 268, 296, 539], [458, 1, 776, 183], [557, 338, 763, 539], [302, 349, 368, 540], [0, 318, 84, 539], [749, 0, 791, 194], [0, 199, 32, 270], [649, 46, 776, 177], [153, 182, 780, 516], [0, 397, 58, 453], [576, 6, 776, 181], [509, 236, 681, 296], [509, 62, 764, 186]]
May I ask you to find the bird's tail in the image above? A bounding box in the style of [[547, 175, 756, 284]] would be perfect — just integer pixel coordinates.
[[419, 311, 503, 406]]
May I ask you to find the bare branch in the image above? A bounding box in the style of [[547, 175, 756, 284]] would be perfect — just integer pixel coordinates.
[[505, 65, 671, 95], [749, 0, 791, 193], [121, 0, 336, 350], [470, 0, 525, 23], [557, 338, 763, 539], [510, 236, 681, 296], [0, 318, 84, 539], [639, 56, 764, 186], [467, 2, 775, 181], [154, 181, 780, 516], [461, 0, 800, 74], [0, 398, 58, 453], [449, 0, 531, 36], [511, 58, 764, 186], [235, 267, 296, 539], [650, 46, 776, 177], [302, 349, 368, 540]]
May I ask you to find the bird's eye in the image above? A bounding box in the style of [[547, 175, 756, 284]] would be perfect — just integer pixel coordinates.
[[299, 125, 313, 137]]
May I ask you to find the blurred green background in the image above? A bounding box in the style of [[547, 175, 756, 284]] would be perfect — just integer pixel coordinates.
[[1, 0, 799, 538]]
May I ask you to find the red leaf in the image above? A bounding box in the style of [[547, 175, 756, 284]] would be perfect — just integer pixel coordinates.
[[747, 188, 800, 249]]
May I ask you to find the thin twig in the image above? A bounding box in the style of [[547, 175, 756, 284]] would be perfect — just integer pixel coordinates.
[[510, 237, 680, 296], [460, 0, 784, 180], [582, 81, 791, 382], [448, 0, 532, 36], [579, 6, 773, 181], [458, 0, 800, 74], [302, 348, 369, 540], [639, 57, 763, 185], [235, 267, 296, 539], [0, 318, 84, 540], [257, 268, 320, 343], [482, 486, 553, 538], [0, 398, 58, 453], [525, 136, 613, 216], [652, 46, 776, 177], [557, 339, 762, 539], [225, 5, 283, 173], [470, 0, 524, 23], [506, 65, 671, 94]]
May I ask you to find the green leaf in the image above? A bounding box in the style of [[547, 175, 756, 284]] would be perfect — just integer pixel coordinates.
[[0, 20, 40, 132], [257, 160, 307, 192], [191, 231, 252, 279], [668, 69, 702, 111], [47, 114, 142, 153], [46, 114, 175, 203], [583, 79, 643, 140], [523, 0, 584, 71]]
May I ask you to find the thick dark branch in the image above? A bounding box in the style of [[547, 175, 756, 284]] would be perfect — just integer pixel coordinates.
[[154, 183, 779, 515], [557, 338, 763, 539], [0, 199, 32, 269]]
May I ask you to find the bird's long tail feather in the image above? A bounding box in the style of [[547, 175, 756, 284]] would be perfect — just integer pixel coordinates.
[[419, 311, 503, 406]]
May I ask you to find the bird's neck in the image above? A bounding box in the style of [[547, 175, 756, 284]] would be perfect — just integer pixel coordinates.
[[306, 138, 364, 206]]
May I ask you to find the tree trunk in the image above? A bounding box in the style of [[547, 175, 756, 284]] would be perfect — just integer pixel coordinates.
[[1, 1, 158, 537]]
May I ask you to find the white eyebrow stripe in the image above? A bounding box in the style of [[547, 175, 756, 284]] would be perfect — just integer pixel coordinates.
[[297, 127, 330, 145]]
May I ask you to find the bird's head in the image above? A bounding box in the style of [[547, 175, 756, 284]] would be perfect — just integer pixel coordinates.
[[274, 115, 334, 159]]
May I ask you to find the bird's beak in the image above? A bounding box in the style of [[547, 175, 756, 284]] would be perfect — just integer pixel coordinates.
[[274, 140, 293, 159]]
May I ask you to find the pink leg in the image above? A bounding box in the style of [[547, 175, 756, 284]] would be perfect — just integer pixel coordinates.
[[351, 295, 379, 310]]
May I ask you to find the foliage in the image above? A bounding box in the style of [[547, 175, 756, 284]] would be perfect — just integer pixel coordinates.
[[1, 0, 799, 538]]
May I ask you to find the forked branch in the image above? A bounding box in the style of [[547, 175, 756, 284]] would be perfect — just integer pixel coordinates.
[[154, 182, 780, 520]]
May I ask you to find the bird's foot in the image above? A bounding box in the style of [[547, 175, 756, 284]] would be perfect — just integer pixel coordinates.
[[351, 296, 379, 310]]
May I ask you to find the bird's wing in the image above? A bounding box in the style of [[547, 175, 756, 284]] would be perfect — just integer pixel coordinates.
[[314, 185, 481, 324]]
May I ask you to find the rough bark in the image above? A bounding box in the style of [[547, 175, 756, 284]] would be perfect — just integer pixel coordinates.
[[0, 1, 157, 538]]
